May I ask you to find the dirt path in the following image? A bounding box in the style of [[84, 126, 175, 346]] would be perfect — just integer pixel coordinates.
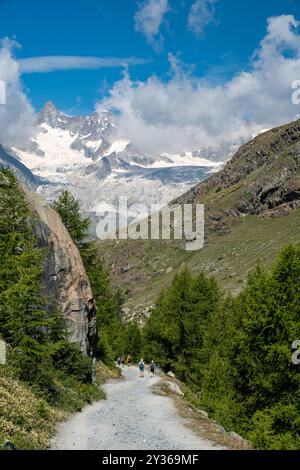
[[51, 366, 225, 450]]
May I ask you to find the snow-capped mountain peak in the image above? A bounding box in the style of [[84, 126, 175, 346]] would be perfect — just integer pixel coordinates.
[[37, 100, 62, 126], [35, 101, 118, 160], [11, 102, 222, 231]]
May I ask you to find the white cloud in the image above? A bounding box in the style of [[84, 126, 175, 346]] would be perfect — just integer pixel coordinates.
[[0, 39, 36, 147], [18, 55, 148, 73], [97, 15, 300, 156], [134, 0, 169, 49], [188, 0, 218, 38]]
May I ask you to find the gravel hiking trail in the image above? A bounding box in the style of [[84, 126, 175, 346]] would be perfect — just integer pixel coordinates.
[[51, 366, 224, 450]]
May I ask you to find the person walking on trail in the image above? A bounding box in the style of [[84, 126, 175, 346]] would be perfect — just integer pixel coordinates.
[[117, 357, 121, 367], [127, 354, 132, 366], [138, 359, 145, 377], [149, 360, 156, 377]]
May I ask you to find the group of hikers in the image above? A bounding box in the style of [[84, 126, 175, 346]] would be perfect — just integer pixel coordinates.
[[137, 359, 156, 378], [116, 355, 132, 367], [116, 356, 156, 377]]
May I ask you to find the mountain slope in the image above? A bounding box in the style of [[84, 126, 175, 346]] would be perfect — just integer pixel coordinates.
[[176, 118, 300, 222], [95, 118, 300, 319], [0, 145, 37, 189]]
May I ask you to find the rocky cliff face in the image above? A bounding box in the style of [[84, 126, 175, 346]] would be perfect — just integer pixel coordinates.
[[26, 191, 97, 356], [175, 119, 300, 234]]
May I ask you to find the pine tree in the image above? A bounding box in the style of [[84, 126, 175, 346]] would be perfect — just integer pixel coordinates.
[[234, 255, 300, 412], [52, 190, 90, 245], [143, 245, 300, 448], [123, 322, 142, 362], [144, 270, 191, 376], [200, 295, 245, 429], [0, 169, 96, 395], [144, 268, 219, 385], [80, 242, 124, 364], [0, 169, 53, 385], [191, 246, 300, 448], [184, 272, 219, 386]]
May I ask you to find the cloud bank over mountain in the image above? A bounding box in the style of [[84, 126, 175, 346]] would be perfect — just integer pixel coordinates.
[[97, 15, 300, 155], [0, 39, 36, 147], [2, 15, 300, 157]]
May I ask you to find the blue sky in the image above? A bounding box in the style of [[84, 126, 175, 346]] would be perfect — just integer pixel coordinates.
[[1, 0, 300, 114], [2, 0, 300, 154]]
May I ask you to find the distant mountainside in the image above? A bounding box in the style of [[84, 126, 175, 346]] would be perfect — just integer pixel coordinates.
[[0, 145, 37, 189], [10, 101, 222, 226], [176, 118, 300, 225], [95, 118, 300, 320]]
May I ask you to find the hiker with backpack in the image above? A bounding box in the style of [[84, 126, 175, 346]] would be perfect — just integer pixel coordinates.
[[126, 354, 132, 366], [149, 360, 156, 377], [138, 359, 145, 377]]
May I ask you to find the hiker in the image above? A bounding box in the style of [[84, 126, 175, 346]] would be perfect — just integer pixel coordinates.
[[138, 358, 145, 377], [127, 354, 132, 366], [121, 356, 125, 367], [149, 360, 156, 377], [117, 357, 122, 367]]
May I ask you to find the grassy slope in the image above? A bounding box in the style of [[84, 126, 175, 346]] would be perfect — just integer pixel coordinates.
[[0, 362, 119, 450], [96, 119, 300, 317], [0, 367, 66, 450]]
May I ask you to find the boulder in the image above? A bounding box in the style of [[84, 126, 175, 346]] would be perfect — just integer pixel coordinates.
[[167, 371, 176, 378], [228, 431, 247, 443], [27, 192, 97, 356], [197, 409, 209, 419], [164, 381, 184, 396]]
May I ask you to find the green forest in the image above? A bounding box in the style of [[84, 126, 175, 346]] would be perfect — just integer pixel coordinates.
[[143, 248, 300, 449]]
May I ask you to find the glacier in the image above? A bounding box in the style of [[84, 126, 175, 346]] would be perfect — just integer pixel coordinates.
[[9, 101, 225, 232]]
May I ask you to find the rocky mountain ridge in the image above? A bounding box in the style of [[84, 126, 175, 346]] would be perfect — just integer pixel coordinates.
[[175, 118, 300, 233]]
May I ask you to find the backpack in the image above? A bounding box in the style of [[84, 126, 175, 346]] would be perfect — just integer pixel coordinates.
[[150, 363, 155, 372], [139, 361, 144, 371]]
